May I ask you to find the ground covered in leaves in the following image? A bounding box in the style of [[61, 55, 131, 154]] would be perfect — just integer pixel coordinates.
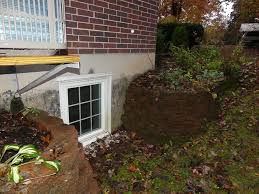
[[0, 110, 50, 161], [85, 61, 259, 193]]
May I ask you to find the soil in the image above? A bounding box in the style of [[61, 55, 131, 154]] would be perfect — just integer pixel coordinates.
[[0, 110, 50, 162]]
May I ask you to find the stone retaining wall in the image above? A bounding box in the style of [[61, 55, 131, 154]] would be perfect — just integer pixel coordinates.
[[122, 86, 219, 144], [1, 112, 100, 194]]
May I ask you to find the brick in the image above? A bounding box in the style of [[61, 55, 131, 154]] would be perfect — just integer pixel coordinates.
[[67, 35, 78, 41], [95, 0, 108, 8], [78, 9, 94, 17], [94, 25, 108, 31], [79, 36, 95, 42], [73, 29, 89, 36], [94, 49, 108, 54], [89, 43, 104, 48], [95, 37, 109, 42], [89, 5, 103, 12], [70, 1, 88, 9], [104, 43, 116, 48], [79, 49, 94, 54], [90, 18, 104, 24], [78, 23, 94, 29], [90, 30, 104, 36], [66, 0, 158, 54], [72, 15, 89, 23], [95, 12, 108, 19]]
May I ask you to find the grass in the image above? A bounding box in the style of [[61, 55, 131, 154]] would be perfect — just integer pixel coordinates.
[[100, 87, 259, 193]]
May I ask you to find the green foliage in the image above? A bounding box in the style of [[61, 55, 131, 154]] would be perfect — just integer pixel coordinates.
[[0, 144, 20, 162], [163, 68, 193, 90], [170, 46, 197, 70], [156, 22, 204, 54], [21, 107, 41, 117], [196, 70, 224, 90], [0, 144, 61, 183], [171, 26, 189, 48], [8, 166, 23, 183], [166, 45, 225, 92], [223, 44, 245, 79]]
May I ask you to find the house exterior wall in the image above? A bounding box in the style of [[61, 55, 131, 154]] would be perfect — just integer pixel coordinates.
[[0, 0, 159, 129], [65, 0, 158, 54]]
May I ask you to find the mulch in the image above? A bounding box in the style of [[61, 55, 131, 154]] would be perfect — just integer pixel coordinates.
[[0, 110, 50, 162]]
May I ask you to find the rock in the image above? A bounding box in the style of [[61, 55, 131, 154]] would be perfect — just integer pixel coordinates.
[[123, 85, 219, 144], [1, 112, 100, 194], [0, 163, 8, 177]]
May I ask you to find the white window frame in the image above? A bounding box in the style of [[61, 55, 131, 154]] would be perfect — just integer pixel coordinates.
[[57, 73, 112, 146], [0, 0, 66, 49]]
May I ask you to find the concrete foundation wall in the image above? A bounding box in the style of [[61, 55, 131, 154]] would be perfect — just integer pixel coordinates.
[[0, 53, 155, 129]]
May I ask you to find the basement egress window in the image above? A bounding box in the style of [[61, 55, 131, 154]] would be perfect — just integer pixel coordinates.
[[58, 73, 112, 146]]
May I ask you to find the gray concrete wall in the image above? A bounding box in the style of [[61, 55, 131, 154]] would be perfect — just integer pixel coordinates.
[[0, 53, 155, 129]]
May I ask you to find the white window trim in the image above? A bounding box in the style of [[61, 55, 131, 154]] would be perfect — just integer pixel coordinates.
[[57, 73, 112, 146], [0, 0, 66, 49]]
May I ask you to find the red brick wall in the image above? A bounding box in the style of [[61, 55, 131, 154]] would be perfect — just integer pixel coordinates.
[[64, 0, 159, 54]]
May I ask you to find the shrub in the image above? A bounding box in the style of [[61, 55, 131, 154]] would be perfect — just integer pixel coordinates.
[[156, 22, 204, 54], [171, 26, 189, 48], [223, 44, 245, 79], [170, 46, 197, 70], [163, 68, 193, 90], [166, 45, 225, 92], [196, 70, 224, 89]]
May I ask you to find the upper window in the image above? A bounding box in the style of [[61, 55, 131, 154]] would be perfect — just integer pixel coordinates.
[[0, 0, 66, 49], [58, 73, 112, 146]]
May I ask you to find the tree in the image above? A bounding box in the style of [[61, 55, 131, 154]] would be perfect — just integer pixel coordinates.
[[225, 0, 259, 44], [159, 0, 223, 24]]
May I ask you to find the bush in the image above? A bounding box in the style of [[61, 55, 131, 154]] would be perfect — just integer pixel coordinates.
[[156, 22, 204, 54], [223, 44, 245, 79], [170, 46, 197, 70], [166, 45, 225, 92], [171, 26, 189, 48], [170, 45, 224, 72], [163, 68, 192, 90]]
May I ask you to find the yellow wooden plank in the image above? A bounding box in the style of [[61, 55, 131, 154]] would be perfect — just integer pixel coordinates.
[[0, 56, 80, 66]]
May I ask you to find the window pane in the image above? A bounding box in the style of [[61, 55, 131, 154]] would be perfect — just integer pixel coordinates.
[[81, 119, 91, 134], [68, 88, 79, 105], [92, 100, 101, 115], [92, 115, 101, 130], [92, 84, 100, 100], [19, 0, 24, 12], [69, 105, 79, 122], [71, 122, 80, 135], [14, 0, 19, 11], [25, 0, 29, 14], [81, 103, 90, 119], [30, 0, 34, 15], [80, 86, 90, 102]]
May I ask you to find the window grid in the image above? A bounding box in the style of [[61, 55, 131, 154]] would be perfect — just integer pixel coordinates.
[[68, 84, 102, 136], [0, 0, 66, 49]]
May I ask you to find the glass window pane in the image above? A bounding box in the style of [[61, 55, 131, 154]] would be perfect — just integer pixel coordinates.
[[25, 0, 29, 14], [92, 115, 101, 130], [69, 105, 79, 122], [92, 100, 101, 115], [30, 0, 34, 15], [80, 86, 90, 102], [68, 88, 79, 105], [35, 0, 39, 15], [71, 122, 80, 135], [81, 119, 91, 134], [92, 84, 100, 100], [81, 103, 90, 119], [40, 0, 44, 16], [19, 0, 24, 12]]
